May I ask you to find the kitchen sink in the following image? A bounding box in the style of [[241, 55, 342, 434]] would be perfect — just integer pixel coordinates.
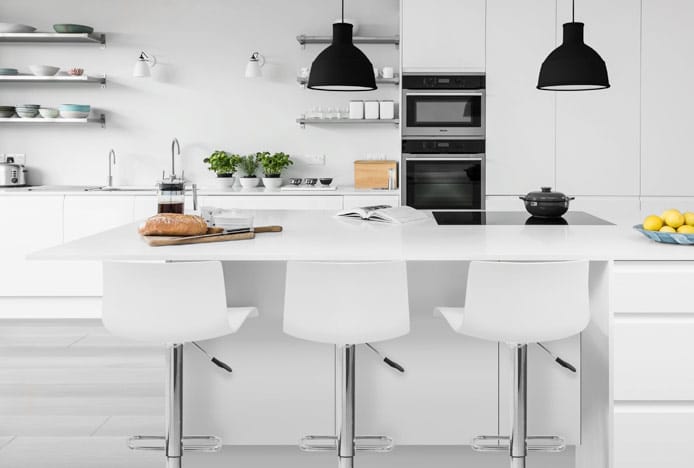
[[85, 186, 155, 192]]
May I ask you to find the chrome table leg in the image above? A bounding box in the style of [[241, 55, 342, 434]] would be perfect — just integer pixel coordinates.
[[510, 344, 527, 468], [166, 344, 184, 463]]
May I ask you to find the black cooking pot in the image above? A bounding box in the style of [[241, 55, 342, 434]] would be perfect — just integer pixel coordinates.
[[519, 187, 575, 218]]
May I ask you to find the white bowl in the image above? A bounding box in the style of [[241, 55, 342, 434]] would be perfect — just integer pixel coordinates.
[[17, 110, 38, 118], [59, 110, 89, 119], [262, 177, 283, 189], [39, 107, 59, 118], [29, 65, 60, 77], [239, 177, 259, 188], [0, 23, 36, 33]]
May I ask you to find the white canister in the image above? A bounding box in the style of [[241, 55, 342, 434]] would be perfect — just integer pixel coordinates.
[[364, 101, 380, 120], [379, 100, 395, 120], [349, 100, 364, 119], [381, 66, 394, 79]]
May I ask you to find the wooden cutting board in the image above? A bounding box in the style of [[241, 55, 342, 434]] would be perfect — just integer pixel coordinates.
[[142, 225, 282, 247]]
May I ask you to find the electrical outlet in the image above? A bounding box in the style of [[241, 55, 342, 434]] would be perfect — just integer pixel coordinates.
[[304, 154, 326, 166]]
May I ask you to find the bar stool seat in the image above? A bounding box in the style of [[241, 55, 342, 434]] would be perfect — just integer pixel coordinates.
[[102, 261, 258, 468], [284, 261, 410, 468], [435, 260, 590, 468]]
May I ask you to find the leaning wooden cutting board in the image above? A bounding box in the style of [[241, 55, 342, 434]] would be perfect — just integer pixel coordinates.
[[143, 225, 282, 247]]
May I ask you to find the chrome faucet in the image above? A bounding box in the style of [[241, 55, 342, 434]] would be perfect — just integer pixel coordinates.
[[107, 149, 116, 187], [170, 138, 180, 180]]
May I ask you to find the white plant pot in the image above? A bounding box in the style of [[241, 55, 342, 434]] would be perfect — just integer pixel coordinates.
[[215, 175, 236, 188], [262, 177, 283, 190], [239, 177, 259, 188]]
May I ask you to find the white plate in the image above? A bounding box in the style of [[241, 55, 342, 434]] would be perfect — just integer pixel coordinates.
[[0, 23, 36, 33]]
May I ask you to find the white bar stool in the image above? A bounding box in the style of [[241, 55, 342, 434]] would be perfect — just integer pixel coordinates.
[[102, 261, 258, 468], [283, 261, 410, 468], [435, 260, 590, 468]]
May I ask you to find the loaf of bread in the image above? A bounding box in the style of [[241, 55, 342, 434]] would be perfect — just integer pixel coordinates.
[[138, 213, 208, 237]]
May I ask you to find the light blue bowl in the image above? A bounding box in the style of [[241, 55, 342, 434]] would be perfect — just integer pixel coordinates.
[[633, 224, 694, 245], [59, 104, 90, 112]]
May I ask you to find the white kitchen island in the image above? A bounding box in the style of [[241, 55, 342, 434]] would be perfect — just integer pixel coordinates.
[[28, 210, 694, 468]]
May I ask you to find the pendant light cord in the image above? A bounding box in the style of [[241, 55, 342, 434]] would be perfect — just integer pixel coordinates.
[[341, 0, 344, 23], [572, 0, 575, 22]]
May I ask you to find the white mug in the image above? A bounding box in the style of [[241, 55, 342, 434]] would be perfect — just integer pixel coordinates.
[[382, 66, 394, 79]]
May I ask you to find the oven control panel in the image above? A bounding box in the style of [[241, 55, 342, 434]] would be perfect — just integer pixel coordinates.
[[402, 74, 485, 90]]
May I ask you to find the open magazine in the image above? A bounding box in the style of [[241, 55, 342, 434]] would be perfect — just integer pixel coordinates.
[[337, 205, 428, 224]]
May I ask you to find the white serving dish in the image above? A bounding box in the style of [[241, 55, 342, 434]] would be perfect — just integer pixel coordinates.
[[0, 23, 36, 33], [29, 65, 60, 77], [59, 110, 90, 119]]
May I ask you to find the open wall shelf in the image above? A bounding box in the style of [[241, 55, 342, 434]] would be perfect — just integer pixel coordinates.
[[296, 35, 399, 48], [0, 32, 106, 45], [0, 75, 106, 86], [297, 74, 399, 88], [297, 118, 399, 129], [0, 114, 106, 128]]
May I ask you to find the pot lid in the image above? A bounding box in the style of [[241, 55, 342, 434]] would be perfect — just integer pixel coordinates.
[[524, 187, 570, 202]]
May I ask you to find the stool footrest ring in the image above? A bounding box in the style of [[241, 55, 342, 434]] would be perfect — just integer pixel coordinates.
[[472, 435, 566, 453], [128, 435, 222, 452], [300, 435, 394, 453]]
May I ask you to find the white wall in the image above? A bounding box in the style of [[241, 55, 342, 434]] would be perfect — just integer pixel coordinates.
[[0, 0, 400, 187]]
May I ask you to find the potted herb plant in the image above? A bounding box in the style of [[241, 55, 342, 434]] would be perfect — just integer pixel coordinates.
[[238, 154, 260, 188], [203, 150, 240, 188], [257, 151, 293, 189]]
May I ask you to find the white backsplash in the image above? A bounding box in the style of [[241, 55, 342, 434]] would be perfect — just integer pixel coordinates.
[[0, 0, 400, 187]]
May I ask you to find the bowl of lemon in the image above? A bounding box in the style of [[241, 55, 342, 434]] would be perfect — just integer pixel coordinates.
[[634, 209, 694, 245]]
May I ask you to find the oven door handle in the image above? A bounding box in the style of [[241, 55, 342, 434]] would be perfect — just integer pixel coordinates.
[[404, 155, 484, 161], [404, 92, 484, 97]]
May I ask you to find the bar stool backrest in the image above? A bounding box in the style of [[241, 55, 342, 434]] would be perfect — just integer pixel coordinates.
[[102, 261, 231, 344], [463, 260, 590, 343], [283, 261, 410, 345]]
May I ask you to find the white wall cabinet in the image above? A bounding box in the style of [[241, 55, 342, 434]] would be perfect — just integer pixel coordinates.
[[641, 0, 694, 196], [555, 0, 641, 196], [485, 0, 556, 195], [401, 0, 485, 72]]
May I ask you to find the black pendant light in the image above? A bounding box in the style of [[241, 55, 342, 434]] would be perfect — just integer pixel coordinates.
[[537, 0, 609, 91], [307, 0, 377, 91]]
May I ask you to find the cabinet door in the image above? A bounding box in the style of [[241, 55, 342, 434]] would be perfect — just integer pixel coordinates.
[[342, 195, 400, 210], [401, 0, 485, 72], [485, 0, 556, 194], [0, 195, 68, 296], [199, 195, 343, 211], [555, 0, 640, 196], [62, 196, 136, 296], [641, 0, 694, 196]]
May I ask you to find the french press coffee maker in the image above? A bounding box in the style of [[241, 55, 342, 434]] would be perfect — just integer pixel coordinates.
[[157, 138, 198, 214]]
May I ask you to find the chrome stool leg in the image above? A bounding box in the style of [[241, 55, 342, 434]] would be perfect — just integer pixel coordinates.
[[337, 344, 356, 468], [166, 343, 184, 463], [510, 344, 527, 468]]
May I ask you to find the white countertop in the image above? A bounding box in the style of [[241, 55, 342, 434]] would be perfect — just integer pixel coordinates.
[[29, 210, 694, 262], [0, 185, 399, 196]]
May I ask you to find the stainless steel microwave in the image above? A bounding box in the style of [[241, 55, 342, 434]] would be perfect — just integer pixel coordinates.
[[402, 74, 486, 138]]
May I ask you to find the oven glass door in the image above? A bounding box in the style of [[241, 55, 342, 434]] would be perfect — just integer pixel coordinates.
[[405, 92, 483, 131], [405, 158, 482, 210]]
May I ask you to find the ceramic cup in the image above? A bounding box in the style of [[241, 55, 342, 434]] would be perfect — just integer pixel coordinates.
[[382, 66, 394, 79]]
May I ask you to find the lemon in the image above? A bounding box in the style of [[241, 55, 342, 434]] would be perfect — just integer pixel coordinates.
[[685, 212, 694, 226], [660, 226, 676, 233], [661, 208, 682, 219], [643, 215, 664, 231], [677, 225, 694, 234], [665, 211, 685, 229]]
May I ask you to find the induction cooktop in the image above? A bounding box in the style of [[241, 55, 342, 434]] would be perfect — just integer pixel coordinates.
[[433, 211, 614, 226]]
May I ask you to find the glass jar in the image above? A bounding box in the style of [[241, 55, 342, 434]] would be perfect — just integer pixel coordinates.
[[157, 179, 185, 214]]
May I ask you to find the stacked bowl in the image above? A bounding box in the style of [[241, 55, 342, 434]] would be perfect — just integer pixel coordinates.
[[58, 104, 90, 119], [16, 104, 39, 118], [0, 106, 15, 118]]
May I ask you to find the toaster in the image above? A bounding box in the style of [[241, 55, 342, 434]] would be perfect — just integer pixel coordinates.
[[0, 158, 27, 187]]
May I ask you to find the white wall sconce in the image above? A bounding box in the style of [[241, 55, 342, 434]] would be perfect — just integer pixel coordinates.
[[245, 52, 265, 78], [133, 51, 157, 78]]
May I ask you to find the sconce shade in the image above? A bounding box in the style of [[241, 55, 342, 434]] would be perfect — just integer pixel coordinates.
[[307, 23, 376, 91]]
